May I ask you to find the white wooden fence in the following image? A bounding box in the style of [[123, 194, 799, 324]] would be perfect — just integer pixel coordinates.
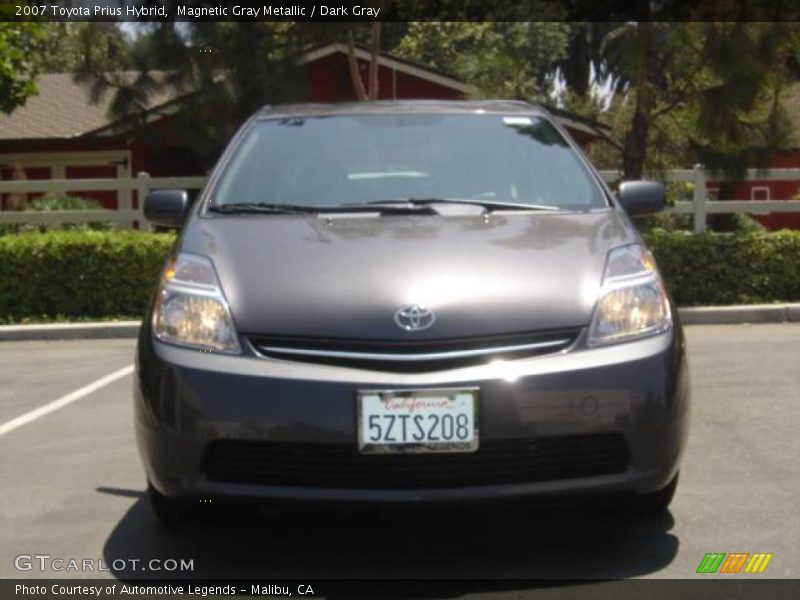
[[1, 166, 799, 233], [0, 173, 206, 229], [601, 165, 800, 234]]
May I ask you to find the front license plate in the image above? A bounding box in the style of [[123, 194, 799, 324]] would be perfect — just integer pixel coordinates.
[[357, 388, 479, 454]]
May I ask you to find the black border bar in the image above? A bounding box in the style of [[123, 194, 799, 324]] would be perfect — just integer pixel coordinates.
[[2, 0, 800, 22]]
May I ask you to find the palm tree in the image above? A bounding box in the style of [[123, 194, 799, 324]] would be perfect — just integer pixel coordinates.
[[561, 21, 799, 181]]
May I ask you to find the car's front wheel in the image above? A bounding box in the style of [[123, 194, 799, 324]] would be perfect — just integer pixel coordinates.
[[627, 471, 679, 514], [147, 483, 204, 528]]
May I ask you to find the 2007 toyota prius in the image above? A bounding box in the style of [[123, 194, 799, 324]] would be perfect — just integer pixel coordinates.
[[135, 100, 690, 526]]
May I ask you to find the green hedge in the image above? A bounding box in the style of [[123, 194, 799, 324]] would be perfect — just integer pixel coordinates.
[[0, 229, 798, 323], [0, 230, 175, 323], [645, 229, 800, 306]]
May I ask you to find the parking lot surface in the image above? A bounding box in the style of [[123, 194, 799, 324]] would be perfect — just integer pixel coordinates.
[[1, 325, 798, 588]]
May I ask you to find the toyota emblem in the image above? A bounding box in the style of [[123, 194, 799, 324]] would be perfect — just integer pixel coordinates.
[[394, 305, 436, 331]]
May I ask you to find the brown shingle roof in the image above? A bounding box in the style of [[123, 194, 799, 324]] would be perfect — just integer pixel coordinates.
[[0, 72, 178, 141]]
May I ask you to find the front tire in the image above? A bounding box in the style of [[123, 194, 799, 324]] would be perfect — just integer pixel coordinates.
[[627, 471, 679, 514], [147, 482, 203, 528]]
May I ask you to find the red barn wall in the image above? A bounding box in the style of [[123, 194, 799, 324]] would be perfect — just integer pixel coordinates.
[[710, 149, 800, 230], [304, 53, 464, 102]]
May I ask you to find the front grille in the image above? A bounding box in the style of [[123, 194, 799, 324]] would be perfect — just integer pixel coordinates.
[[203, 434, 629, 489], [249, 328, 580, 372]]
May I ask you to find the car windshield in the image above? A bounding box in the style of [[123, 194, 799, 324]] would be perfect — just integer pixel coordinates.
[[210, 113, 607, 211]]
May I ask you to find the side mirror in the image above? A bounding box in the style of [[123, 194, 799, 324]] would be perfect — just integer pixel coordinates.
[[618, 181, 665, 216], [144, 190, 189, 228]]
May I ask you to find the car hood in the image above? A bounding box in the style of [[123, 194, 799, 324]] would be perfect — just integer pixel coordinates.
[[179, 210, 637, 340]]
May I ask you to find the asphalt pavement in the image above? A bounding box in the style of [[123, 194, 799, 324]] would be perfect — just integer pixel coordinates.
[[0, 325, 798, 590]]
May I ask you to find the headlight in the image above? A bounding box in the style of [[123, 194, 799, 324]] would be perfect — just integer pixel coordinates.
[[588, 244, 671, 347], [152, 253, 241, 353]]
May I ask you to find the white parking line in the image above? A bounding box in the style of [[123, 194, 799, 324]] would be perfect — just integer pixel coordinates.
[[0, 364, 134, 437]]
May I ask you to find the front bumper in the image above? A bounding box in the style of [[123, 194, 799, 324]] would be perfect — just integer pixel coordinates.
[[134, 325, 690, 503]]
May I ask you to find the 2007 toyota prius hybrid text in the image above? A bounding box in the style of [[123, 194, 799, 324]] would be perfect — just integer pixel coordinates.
[[134, 100, 690, 526]]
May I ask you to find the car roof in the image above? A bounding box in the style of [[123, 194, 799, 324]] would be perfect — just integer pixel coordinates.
[[256, 99, 550, 120]]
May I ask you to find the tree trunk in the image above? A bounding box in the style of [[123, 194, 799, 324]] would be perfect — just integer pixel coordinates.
[[346, 31, 368, 101], [368, 23, 380, 100], [622, 21, 654, 181], [622, 108, 648, 180]]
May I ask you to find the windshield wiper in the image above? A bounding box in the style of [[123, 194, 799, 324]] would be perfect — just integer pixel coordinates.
[[350, 198, 562, 212], [208, 203, 312, 215], [208, 202, 436, 216]]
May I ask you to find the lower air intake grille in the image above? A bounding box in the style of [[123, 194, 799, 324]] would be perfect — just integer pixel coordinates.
[[203, 434, 629, 489]]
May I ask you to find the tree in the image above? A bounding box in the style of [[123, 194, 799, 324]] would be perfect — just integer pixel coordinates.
[[394, 22, 570, 101], [32, 23, 132, 74], [686, 22, 799, 176], [72, 20, 324, 168], [555, 23, 620, 98], [561, 21, 800, 180], [0, 22, 45, 114]]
